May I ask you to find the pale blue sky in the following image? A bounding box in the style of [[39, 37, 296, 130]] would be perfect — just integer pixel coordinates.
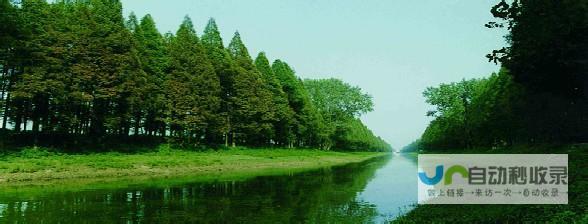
[[121, 0, 506, 149]]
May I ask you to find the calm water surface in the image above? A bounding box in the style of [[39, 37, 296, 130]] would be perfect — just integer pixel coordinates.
[[0, 154, 417, 223]]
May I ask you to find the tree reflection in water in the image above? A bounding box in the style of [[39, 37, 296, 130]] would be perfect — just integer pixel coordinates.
[[0, 156, 390, 223]]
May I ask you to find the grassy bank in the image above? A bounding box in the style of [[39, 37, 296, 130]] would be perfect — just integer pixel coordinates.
[[393, 144, 588, 223], [0, 146, 387, 186]]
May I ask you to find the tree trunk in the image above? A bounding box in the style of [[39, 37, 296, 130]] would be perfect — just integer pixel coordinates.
[[2, 90, 9, 130], [0, 65, 6, 129], [2, 68, 12, 130], [231, 131, 236, 147], [134, 113, 141, 136], [224, 132, 228, 147]]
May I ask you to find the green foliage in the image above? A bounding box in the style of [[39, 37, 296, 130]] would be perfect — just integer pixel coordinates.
[[421, 0, 587, 151], [401, 139, 421, 153], [254, 52, 294, 145], [305, 78, 373, 119], [227, 32, 275, 145], [201, 18, 238, 146], [131, 14, 169, 136], [18, 147, 58, 159], [486, 0, 588, 144], [421, 77, 483, 149], [164, 16, 221, 144], [272, 60, 324, 148], [336, 118, 391, 152], [304, 78, 389, 151], [420, 70, 524, 150], [0, 1, 389, 152], [409, 2, 588, 222]]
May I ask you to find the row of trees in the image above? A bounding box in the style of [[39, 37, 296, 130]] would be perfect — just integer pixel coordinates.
[[304, 78, 389, 151], [420, 70, 523, 149], [417, 0, 587, 151], [0, 0, 391, 151], [401, 139, 421, 153]]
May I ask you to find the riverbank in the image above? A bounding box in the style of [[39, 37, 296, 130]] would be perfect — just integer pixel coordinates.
[[392, 144, 588, 223], [0, 146, 388, 186]]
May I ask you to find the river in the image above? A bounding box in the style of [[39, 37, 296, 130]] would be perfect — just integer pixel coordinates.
[[0, 153, 417, 223]]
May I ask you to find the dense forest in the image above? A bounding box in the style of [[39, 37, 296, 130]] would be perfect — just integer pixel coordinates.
[[415, 0, 587, 151], [0, 0, 391, 151]]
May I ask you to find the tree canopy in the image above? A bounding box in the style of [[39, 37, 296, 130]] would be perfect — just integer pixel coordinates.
[[417, 0, 587, 151], [304, 78, 388, 151], [0, 0, 390, 152]]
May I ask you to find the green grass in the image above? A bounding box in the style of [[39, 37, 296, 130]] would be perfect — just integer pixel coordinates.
[[0, 145, 387, 187], [392, 144, 588, 223]]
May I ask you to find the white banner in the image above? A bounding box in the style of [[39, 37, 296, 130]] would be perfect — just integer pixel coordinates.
[[417, 154, 568, 204]]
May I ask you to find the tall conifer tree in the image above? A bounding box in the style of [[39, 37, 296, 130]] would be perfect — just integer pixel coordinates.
[[227, 32, 275, 145], [254, 52, 294, 146], [201, 18, 236, 146], [165, 16, 221, 144]]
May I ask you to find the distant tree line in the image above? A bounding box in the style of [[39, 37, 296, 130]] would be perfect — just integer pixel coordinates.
[[304, 78, 390, 151], [418, 0, 587, 151], [0, 0, 391, 151], [401, 139, 421, 153]]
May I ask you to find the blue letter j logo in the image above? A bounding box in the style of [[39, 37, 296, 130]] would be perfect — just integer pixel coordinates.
[[418, 165, 443, 185]]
